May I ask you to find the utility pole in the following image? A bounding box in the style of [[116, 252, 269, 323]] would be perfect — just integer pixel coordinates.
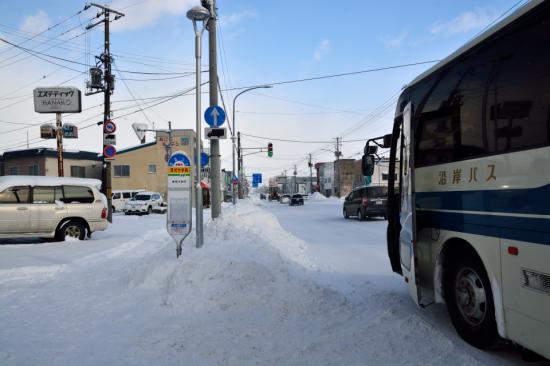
[[203, 0, 221, 219], [85, 3, 125, 223], [308, 153, 313, 194], [293, 165, 297, 195], [55, 112, 64, 177], [335, 137, 341, 197], [237, 131, 242, 199]]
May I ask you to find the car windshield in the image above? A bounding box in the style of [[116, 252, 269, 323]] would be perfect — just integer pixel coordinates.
[[292, 194, 302, 198], [133, 194, 151, 201]]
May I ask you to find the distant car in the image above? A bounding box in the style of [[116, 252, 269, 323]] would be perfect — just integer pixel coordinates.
[[279, 194, 290, 204], [289, 194, 304, 206], [343, 185, 388, 220], [260, 193, 267, 200], [268, 192, 280, 202], [111, 189, 144, 212], [0, 176, 108, 241], [124, 192, 164, 215]]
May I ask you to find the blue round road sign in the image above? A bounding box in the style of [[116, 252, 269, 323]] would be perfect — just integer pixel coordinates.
[[103, 145, 116, 158], [104, 120, 116, 134], [194, 152, 209, 166], [204, 105, 226, 127], [168, 151, 191, 167]]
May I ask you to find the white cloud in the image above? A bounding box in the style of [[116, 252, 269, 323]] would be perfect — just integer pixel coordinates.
[[20, 10, 51, 34], [430, 7, 499, 36], [219, 9, 257, 28], [380, 32, 407, 47], [109, 0, 196, 32], [313, 39, 330, 61]]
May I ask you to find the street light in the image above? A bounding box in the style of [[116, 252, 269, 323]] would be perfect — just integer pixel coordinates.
[[231, 85, 273, 204], [187, 5, 210, 248]]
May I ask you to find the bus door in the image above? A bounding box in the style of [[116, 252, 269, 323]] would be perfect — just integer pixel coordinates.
[[399, 102, 422, 305]]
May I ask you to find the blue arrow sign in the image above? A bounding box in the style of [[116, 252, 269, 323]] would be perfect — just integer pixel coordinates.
[[204, 105, 226, 127]]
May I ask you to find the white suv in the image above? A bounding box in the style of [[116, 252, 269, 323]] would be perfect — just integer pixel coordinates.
[[123, 191, 164, 215], [0, 176, 108, 241]]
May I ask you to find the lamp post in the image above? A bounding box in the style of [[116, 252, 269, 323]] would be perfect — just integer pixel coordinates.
[[231, 85, 272, 204], [187, 5, 210, 248]]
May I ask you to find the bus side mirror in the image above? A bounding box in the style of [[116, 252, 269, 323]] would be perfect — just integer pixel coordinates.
[[382, 134, 392, 148], [362, 155, 375, 176]]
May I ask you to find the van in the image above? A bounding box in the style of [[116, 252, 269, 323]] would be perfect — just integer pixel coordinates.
[[343, 185, 388, 220], [111, 189, 144, 212], [0, 176, 108, 241]]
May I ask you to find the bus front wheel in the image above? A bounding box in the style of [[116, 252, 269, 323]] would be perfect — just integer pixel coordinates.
[[444, 250, 499, 349]]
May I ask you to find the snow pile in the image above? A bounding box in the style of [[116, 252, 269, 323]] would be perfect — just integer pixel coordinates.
[[309, 192, 327, 201], [0, 201, 524, 365]]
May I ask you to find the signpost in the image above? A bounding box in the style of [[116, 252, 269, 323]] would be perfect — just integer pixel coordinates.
[[166, 151, 193, 258], [34, 86, 82, 177]]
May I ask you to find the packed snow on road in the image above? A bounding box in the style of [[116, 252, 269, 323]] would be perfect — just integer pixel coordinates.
[[0, 198, 537, 365]]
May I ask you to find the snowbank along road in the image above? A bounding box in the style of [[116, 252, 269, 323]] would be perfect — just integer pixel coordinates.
[[0, 198, 542, 365]]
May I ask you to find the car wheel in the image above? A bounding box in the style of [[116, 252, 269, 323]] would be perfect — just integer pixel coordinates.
[[147, 206, 152, 215], [357, 210, 364, 221], [112, 205, 116, 213], [444, 250, 499, 349], [343, 208, 349, 219], [56, 220, 86, 241]]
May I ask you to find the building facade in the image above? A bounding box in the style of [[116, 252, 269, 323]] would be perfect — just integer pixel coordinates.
[[111, 129, 196, 198], [317, 162, 334, 197], [0, 148, 102, 179]]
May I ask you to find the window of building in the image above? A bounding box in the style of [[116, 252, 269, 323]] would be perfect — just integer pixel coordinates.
[[62, 185, 94, 204], [8, 166, 18, 175], [114, 165, 130, 177], [148, 164, 157, 174], [33, 186, 63, 204], [70, 166, 86, 178], [382, 172, 397, 181], [27, 164, 39, 176], [0, 186, 30, 203]]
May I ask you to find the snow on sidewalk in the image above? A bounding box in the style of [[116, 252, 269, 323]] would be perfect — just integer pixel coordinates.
[[0, 201, 514, 365]]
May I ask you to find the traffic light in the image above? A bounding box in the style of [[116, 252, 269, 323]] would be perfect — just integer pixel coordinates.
[[267, 142, 273, 157]]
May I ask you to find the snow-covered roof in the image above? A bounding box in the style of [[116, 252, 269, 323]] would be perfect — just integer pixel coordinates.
[[0, 176, 102, 191]]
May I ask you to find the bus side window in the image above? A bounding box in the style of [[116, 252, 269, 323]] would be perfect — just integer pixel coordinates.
[[486, 12, 550, 153]]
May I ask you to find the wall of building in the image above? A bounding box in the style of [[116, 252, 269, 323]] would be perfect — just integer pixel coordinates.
[[3, 156, 46, 176], [111, 130, 195, 198], [334, 159, 356, 197], [44, 157, 101, 178]]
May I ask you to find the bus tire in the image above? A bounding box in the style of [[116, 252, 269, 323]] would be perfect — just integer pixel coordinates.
[[444, 250, 499, 349]]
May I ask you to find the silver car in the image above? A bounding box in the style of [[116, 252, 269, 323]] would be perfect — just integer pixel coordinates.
[[0, 176, 109, 241]]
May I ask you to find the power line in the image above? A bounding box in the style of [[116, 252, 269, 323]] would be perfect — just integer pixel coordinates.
[[239, 133, 366, 144]]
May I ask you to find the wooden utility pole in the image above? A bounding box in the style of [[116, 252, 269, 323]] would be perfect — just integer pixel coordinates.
[[55, 112, 64, 176], [85, 3, 125, 223]]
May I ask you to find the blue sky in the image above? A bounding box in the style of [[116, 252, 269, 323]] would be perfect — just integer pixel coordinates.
[[0, 0, 525, 177]]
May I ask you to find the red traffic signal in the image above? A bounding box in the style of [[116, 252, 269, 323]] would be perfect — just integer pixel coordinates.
[[267, 142, 273, 157]]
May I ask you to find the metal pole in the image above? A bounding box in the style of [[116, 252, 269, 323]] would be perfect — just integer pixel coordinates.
[[206, 0, 221, 218], [231, 95, 237, 205], [237, 131, 242, 199], [55, 112, 64, 177], [309, 154, 313, 193], [193, 21, 204, 248], [231, 85, 272, 204], [103, 11, 113, 222]]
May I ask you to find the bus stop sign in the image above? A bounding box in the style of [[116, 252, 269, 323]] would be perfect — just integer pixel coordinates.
[[167, 151, 193, 258]]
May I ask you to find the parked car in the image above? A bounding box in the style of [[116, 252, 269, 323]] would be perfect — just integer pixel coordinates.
[[268, 192, 280, 202], [279, 194, 290, 204], [289, 194, 304, 206], [343, 185, 388, 220], [111, 189, 144, 212], [124, 191, 164, 215], [0, 176, 108, 241]]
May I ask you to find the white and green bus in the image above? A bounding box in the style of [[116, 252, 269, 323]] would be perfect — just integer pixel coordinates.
[[363, 0, 549, 359]]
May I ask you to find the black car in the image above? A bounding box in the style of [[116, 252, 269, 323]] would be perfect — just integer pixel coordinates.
[[289, 194, 304, 206], [260, 193, 267, 200], [343, 186, 388, 220]]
